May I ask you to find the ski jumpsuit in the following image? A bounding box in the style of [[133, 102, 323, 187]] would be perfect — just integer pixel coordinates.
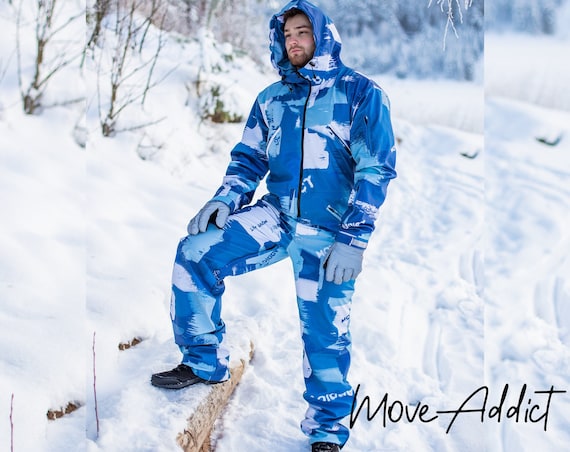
[[170, 0, 397, 446]]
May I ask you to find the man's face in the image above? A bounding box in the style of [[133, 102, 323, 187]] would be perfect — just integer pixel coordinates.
[[284, 13, 315, 68]]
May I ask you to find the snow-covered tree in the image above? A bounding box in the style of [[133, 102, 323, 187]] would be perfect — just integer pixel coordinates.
[[315, 0, 483, 80], [486, 0, 565, 35]]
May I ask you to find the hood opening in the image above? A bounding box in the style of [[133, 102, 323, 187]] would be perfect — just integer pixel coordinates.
[[270, 0, 343, 83]]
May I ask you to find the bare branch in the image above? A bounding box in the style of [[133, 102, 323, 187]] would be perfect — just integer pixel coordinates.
[[95, 0, 172, 136], [15, 0, 23, 96], [87, 0, 112, 49], [428, 0, 473, 50], [10, 393, 14, 452], [0, 50, 15, 88], [42, 96, 86, 109], [33, 48, 84, 92], [92, 331, 99, 438], [17, 0, 86, 114], [113, 115, 167, 134]]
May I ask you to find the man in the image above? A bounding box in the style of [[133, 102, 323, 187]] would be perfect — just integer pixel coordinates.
[[151, 1, 397, 450]]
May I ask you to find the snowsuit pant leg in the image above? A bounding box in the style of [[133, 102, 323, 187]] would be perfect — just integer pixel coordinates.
[[287, 223, 354, 447], [170, 200, 289, 382]]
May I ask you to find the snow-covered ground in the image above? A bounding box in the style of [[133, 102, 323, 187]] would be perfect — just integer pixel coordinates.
[[1, 2, 569, 450]]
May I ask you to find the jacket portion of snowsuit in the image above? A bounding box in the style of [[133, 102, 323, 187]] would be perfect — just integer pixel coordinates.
[[211, 0, 397, 250]]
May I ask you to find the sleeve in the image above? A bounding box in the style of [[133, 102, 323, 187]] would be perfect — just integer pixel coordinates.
[[336, 83, 397, 249], [210, 98, 270, 212]]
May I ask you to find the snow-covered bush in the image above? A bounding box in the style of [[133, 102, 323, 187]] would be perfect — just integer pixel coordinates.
[[192, 31, 245, 124]]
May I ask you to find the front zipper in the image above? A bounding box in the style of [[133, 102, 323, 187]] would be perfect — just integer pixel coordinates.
[[297, 83, 311, 218]]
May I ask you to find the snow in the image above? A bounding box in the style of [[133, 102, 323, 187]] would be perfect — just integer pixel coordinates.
[[1, 4, 569, 452]]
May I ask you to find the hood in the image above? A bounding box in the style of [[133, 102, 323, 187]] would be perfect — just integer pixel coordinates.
[[269, 0, 343, 84]]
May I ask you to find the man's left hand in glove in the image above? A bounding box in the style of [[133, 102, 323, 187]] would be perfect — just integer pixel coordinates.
[[324, 242, 365, 285]]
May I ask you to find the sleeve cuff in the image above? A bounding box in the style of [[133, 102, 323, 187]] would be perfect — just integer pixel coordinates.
[[211, 190, 242, 213], [335, 231, 368, 249]]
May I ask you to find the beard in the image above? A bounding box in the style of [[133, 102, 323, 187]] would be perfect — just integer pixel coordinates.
[[287, 48, 312, 68]]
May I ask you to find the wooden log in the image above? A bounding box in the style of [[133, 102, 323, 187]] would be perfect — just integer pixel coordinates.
[[176, 342, 254, 452]]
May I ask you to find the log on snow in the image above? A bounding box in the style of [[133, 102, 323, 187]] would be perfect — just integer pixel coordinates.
[[176, 342, 254, 452]]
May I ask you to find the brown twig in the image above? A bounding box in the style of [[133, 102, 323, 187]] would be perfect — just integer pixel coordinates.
[[10, 393, 14, 452], [92, 331, 100, 438]]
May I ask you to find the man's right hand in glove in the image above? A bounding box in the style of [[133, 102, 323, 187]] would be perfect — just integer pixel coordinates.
[[187, 201, 230, 235]]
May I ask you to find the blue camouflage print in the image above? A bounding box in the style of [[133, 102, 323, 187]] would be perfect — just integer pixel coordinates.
[[170, 0, 396, 447], [171, 200, 355, 445], [212, 0, 396, 249]]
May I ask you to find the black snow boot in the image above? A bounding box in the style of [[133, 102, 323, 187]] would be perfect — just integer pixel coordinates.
[[151, 364, 212, 389], [312, 442, 341, 452]]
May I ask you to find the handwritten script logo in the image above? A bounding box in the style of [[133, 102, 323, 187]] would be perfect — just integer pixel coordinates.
[[350, 383, 567, 433]]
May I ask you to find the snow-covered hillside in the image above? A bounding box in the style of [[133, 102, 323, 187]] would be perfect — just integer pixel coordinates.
[[1, 2, 569, 452]]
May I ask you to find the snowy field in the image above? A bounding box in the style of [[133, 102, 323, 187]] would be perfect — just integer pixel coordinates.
[[1, 3, 569, 451]]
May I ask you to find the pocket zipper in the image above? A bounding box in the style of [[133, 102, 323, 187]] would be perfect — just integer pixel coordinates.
[[326, 205, 343, 221]]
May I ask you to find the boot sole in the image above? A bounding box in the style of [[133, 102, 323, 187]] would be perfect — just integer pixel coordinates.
[[150, 377, 225, 389]]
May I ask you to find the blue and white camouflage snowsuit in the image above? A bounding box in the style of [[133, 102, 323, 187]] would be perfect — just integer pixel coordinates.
[[170, 0, 397, 446]]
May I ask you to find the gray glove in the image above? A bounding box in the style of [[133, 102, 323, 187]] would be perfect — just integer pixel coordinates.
[[324, 242, 364, 284], [187, 201, 230, 235]]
